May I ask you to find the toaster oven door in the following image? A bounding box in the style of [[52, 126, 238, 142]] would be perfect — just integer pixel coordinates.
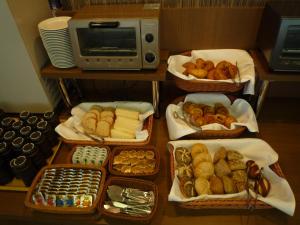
[[69, 20, 142, 69]]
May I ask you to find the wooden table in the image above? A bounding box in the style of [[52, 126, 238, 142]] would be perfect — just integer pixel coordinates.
[[0, 106, 299, 225], [249, 50, 300, 117]]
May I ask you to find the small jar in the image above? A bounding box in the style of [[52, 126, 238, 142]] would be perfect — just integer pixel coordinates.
[[0, 158, 14, 185], [0, 142, 14, 164], [0, 128, 4, 141], [10, 156, 37, 186], [30, 131, 53, 158], [12, 136, 25, 157], [26, 115, 39, 129], [12, 120, 24, 134], [19, 126, 32, 140], [1, 117, 14, 131], [22, 143, 46, 170], [37, 120, 58, 147], [3, 130, 16, 143], [19, 111, 30, 123], [43, 111, 58, 128]]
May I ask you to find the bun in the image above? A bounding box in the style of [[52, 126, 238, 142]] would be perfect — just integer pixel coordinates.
[[210, 176, 224, 194], [192, 152, 212, 168], [193, 161, 214, 179], [194, 177, 211, 195], [191, 143, 208, 158]]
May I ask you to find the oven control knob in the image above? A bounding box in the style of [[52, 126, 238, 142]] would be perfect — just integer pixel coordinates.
[[145, 33, 154, 43], [145, 52, 156, 63]]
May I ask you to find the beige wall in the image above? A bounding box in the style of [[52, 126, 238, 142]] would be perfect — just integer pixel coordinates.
[[0, 0, 60, 112]]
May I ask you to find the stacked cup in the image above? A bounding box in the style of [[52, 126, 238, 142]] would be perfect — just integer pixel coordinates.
[[38, 16, 75, 68]]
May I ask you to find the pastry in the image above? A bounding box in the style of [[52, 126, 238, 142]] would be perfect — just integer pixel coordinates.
[[203, 105, 215, 115], [194, 177, 211, 195], [228, 159, 246, 171], [193, 161, 214, 179], [222, 175, 237, 194], [191, 143, 209, 158], [175, 147, 192, 165], [215, 103, 229, 116], [210, 176, 224, 194], [145, 151, 155, 160], [187, 68, 207, 79], [214, 159, 231, 177], [235, 182, 247, 192], [179, 177, 197, 198], [227, 150, 243, 161], [182, 61, 197, 69], [177, 164, 193, 179], [232, 170, 247, 183], [213, 147, 227, 163], [192, 152, 212, 168], [224, 115, 237, 128]]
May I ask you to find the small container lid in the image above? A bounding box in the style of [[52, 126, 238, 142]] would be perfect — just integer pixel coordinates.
[[11, 155, 27, 169], [30, 131, 42, 141], [3, 130, 16, 141], [12, 136, 25, 148], [27, 116, 39, 125], [1, 117, 14, 127], [43, 111, 55, 120], [37, 120, 48, 130], [22, 143, 35, 154], [20, 126, 32, 136], [20, 111, 30, 119], [0, 142, 7, 153]]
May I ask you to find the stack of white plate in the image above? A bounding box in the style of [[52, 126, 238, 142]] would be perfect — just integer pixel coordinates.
[[38, 16, 75, 69]]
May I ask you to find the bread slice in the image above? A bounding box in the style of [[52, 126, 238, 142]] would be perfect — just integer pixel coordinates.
[[82, 117, 97, 134], [96, 120, 110, 137], [101, 116, 114, 126], [101, 110, 114, 118]]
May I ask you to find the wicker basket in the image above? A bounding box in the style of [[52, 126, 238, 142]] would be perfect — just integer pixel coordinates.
[[171, 95, 247, 139], [67, 145, 111, 168], [61, 115, 153, 146], [108, 146, 160, 180], [24, 164, 106, 214], [170, 51, 246, 93], [168, 145, 285, 209], [98, 176, 158, 223]]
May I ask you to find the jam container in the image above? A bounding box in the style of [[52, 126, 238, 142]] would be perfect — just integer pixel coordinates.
[[0, 157, 14, 185], [29, 131, 53, 158], [37, 120, 58, 147], [43, 111, 58, 128], [12, 120, 24, 134], [19, 111, 31, 123], [3, 130, 16, 143], [0, 128, 4, 141], [12, 136, 25, 157], [1, 117, 14, 131], [10, 156, 37, 186], [20, 126, 32, 140], [22, 143, 47, 170], [27, 116, 39, 129]]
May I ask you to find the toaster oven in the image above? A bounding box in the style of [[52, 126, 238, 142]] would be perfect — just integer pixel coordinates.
[[257, 1, 300, 72], [68, 4, 160, 70]]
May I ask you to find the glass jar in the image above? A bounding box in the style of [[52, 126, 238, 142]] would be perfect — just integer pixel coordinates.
[[19, 111, 30, 123], [10, 156, 37, 186], [12, 120, 24, 134], [19, 126, 32, 140], [30, 131, 53, 158], [22, 143, 46, 170], [1, 117, 14, 131], [37, 120, 58, 147], [26, 115, 39, 129], [12, 136, 25, 157]]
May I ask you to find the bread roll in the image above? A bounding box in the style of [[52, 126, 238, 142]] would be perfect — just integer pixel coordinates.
[[214, 159, 231, 178], [210, 176, 224, 194], [192, 152, 212, 168], [194, 177, 210, 195], [191, 143, 208, 158], [213, 147, 227, 163], [222, 176, 237, 194], [193, 161, 214, 179], [175, 147, 192, 165], [228, 159, 246, 171]]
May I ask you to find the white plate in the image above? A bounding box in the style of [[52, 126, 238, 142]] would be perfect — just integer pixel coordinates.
[[38, 16, 71, 30]]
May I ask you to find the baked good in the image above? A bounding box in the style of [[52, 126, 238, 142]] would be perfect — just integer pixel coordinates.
[[101, 116, 114, 126], [90, 105, 103, 112], [232, 170, 247, 183], [228, 159, 246, 171], [224, 115, 237, 128], [227, 150, 243, 161], [210, 176, 224, 194], [235, 182, 247, 192], [213, 147, 227, 163], [100, 110, 114, 118], [182, 61, 197, 69], [82, 116, 97, 134], [222, 175, 237, 194], [193, 161, 214, 179], [186, 68, 207, 79], [214, 159, 231, 178], [192, 152, 212, 168], [95, 120, 110, 137], [177, 164, 193, 179], [115, 108, 140, 120], [191, 143, 208, 158], [179, 177, 197, 198], [194, 177, 211, 195], [175, 147, 192, 165], [215, 103, 229, 116]]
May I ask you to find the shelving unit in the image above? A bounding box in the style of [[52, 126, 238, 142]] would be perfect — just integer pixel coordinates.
[[40, 50, 169, 117], [249, 49, 300, 117]]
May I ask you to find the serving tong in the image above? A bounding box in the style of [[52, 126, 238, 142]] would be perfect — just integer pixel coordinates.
[[105, 185, 154, 216], [173, 110, 202, 132]]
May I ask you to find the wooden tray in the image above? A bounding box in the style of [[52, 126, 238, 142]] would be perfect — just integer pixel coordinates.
[[108, 146, 160, 180], [168, 145, 285, 209], [61, 115, 153, 146], [171, 51, 246, 93], [98, 176, 158, 223], [171, 95, 246, 139], [0, 140, 62, 192], [66, 145, 110, 168], [24, 164, 106, 214]]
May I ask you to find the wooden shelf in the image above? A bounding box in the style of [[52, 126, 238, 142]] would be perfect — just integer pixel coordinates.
[[249, 49, 300, 82], [40, 50, 169, 81]]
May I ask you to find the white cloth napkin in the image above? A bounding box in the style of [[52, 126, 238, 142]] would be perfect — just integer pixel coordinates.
[[166, 93, 258, 140], [55, 101, 154, 143], [167, 49, 256, 95], [167, 139, 296, 216]]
